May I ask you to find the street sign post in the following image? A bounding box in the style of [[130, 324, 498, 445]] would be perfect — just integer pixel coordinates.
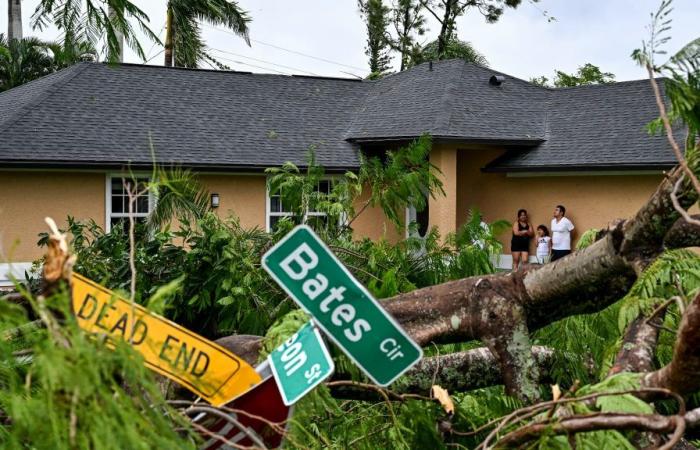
[[262, 225, 422, 386], [71, 273, 262, 406], [268, 321, 334, 405]]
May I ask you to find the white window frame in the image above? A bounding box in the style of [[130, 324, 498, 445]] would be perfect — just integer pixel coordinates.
[[265, 177, 336, 232], [105, 173, 156, 232]]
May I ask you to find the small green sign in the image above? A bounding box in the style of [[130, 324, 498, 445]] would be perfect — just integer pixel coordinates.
[[262, 225, 422, 386], [268, 321, 334, 406]]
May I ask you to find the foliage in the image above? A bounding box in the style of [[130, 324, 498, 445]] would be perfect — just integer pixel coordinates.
[[633, 0, 700, 150], [266, 150, 360, 238], [32, 0, 159, 63], [410, 37, 489, 67], [359, 134, 444, 229], [531, 63, 616, 88], [0, 287, 197, 449], [575, 228, 600, 250], [147, 167, 212, 232], [391, 0, 427, 71], [0, 32, 97, 92], [0, 35, 55, 92], [421, 0, 526, 59], [166, 0, 250, 68], [359, 0, 394, 78]]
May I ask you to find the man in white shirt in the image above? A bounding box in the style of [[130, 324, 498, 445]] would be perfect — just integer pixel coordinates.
[[550, 205, 575, 262]]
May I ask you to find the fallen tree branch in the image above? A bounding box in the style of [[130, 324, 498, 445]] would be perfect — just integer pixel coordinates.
[[494, 412, 685, 450], [475, 387, 685, 450], [664, 214, 700, 249], [380, 165, 699, 401], [609, 315, 663, 376], [643, 290, 700, 396]]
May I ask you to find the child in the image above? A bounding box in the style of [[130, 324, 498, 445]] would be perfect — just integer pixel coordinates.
[[535, 225, 552, 264]]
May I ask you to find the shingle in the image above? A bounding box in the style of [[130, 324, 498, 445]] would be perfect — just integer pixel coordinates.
[[0, 60, 677, 172], [346, 59, 548, 142], [484, 80, 676, 171], [0, 63, 368, 170]]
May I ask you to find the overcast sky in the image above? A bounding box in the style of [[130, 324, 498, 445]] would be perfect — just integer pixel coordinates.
[[2, 0, 699, 81]]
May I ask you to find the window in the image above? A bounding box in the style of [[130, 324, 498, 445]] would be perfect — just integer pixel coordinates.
[[406, 194, 430, 239], [106, 176, 153, 232], [267, 179, 332, 231]]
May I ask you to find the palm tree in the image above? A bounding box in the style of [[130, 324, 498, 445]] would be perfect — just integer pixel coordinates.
[[7, 0, 22, 41], [147, 167, 212, 232], [164, 0, 250, 68], [32, 0, 158, 63], [0, 34, 54, 92]]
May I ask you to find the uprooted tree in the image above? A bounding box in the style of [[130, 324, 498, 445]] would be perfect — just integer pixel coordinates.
[[3, 4, 700, 449]]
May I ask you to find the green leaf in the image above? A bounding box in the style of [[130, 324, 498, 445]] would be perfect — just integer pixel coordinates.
[[216, 296, 234, 306]]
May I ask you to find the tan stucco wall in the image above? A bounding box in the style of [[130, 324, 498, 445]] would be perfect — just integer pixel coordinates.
[[454, 148, 664, 252], [199, 175, 267, 229], [429, 143, 459, 235], [2, 155, 660, 264], [351, 187, 403, 243], [0, 171, 400, 263], [0, 171, 106, 262]]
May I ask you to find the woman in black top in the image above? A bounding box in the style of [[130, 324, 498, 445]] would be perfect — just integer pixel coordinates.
[[511, 209, 533, 270]]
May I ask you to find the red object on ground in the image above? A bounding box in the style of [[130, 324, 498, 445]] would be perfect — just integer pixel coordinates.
[[199, 376, 292, 449]]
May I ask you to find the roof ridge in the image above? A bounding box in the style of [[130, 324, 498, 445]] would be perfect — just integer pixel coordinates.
[[461, 61, 551, 91], [96, 61, 364, 82], [0, 63, 90, 136], [435, 60, 468, 135], [550, 77, 665, 91]]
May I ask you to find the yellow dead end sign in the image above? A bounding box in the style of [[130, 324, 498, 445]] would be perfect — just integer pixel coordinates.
[[71, 273, 262, 406]]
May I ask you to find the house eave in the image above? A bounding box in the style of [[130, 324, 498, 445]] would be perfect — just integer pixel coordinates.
[[347, 135, 545, 147], [0, 160, 358, 174], [481, 163, 677, 174]]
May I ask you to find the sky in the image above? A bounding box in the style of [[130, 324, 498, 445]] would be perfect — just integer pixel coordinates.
[[1, 0, 699, 82]]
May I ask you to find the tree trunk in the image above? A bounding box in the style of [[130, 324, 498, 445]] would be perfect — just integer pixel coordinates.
[[436, 1, 452, 59], [108, 5, 124, 63], [164, 5, 174, 67], [7, 0, 22, 41]]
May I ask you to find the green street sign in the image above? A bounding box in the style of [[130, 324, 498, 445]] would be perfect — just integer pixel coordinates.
[[262, 225, 422, 386], [268, 321, 334, 406]]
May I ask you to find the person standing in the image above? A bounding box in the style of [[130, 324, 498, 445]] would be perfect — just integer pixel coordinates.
[[551, 205, 575, 262], [535, 225, 552, 264], [511, 209, 533, 270]]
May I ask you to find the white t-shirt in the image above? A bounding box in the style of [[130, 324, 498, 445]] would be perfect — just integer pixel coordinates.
[[536, 236, 551, 256], [551, 217, 575, 250]]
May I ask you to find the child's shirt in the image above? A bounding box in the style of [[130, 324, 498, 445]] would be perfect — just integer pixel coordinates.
[[536, 236, 551, 256]]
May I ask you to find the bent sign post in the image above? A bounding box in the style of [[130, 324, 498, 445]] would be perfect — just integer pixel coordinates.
[[262, 225, 422, 386], [71, 273, 262, 406], [268, 320, 334, 405]]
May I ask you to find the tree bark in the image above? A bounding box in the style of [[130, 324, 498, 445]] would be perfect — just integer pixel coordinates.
[[8, 0, 22, 41], [643, 291, 700, 396], [609, 316, 662, 376], [379, 167, 699, 401], [164, 5, 174, 67]]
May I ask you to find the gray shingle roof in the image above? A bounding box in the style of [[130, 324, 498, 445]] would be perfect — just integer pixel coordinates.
[[347, 59, 548, 143], [484, 79, 677, 172], [0, 60, 676, 172], [0, 62, 367, 170]]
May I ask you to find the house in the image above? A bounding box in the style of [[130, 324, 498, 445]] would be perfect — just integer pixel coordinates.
[[0, 59, 675, 283]]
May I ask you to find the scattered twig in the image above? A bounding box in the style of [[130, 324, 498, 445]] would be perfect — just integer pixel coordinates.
[[670, 175, 700, 227], [495, 412, 685, 450], [474, 387, 684, 450], [182, 405, 269, 450], [190, 421, 259, 450]]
